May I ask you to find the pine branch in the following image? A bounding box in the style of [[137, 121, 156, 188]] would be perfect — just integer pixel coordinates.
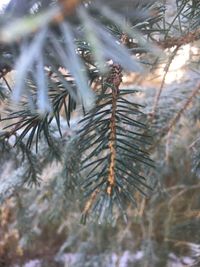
[[77, 64, 153, 223]]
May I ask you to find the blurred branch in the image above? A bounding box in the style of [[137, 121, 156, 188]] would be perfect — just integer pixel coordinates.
[[0, 0, 81, 44], [151, 45, 180, 118], [0, 6, 59, 43], [157, 27, 200, 49], [169, 183, 200, 206], [149, 82, 200, 152], [163, 83, 200, 134]]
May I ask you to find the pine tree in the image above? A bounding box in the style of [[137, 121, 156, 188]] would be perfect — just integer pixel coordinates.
[[0, 0, 200, 228]]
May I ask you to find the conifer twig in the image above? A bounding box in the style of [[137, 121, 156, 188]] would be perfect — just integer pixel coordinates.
[[149, 82, 200, 152]]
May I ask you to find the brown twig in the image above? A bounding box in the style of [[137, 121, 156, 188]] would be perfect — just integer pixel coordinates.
[[157, 28, 200, 49], [163, 83, 200, 135], [106, 64, 122, 195], [169, 183, 200, 206], [149, 82, 200, 152], [151, 45, 180, 119]]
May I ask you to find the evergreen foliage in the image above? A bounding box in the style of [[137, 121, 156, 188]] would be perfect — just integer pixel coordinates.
[[0, 0, 200, 228]]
